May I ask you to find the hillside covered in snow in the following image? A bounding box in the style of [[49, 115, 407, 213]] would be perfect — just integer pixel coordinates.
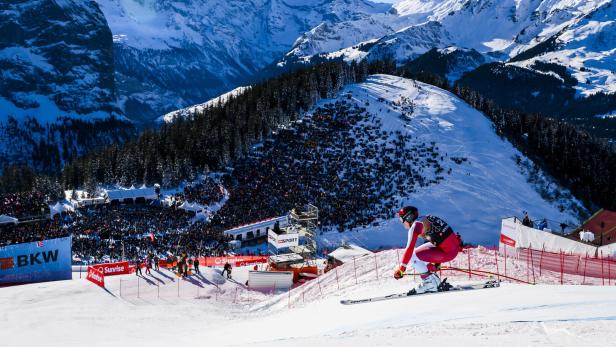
[[217, 74, 584, 247]]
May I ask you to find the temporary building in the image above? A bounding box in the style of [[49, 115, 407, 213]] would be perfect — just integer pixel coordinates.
[[49, 202, 75, 219], [105, 187, 158, 203]]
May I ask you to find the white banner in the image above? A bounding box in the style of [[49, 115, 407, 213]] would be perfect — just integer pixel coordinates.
[[499, 218, 596, 257], [268, 230, 299, 249]]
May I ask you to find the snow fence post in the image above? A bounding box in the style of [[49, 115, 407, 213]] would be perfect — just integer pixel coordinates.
[[583, 253, 588, 285], [353, 256, 358, 285], [601, 251, 605, 286], [177, 278, 180, 298], [529, 246, 536, 284], [559, 250, 564, 285], [609, 258, 612, 286], [119, 279, 122, 298], [137, 276, 140, 299], [335, 267, 340, 290], [287, 287, 291, 309], [494, 249, 500, 281], [526, 247, 530, 283], [467, 249, 471, 279], [504, 245, 507, 279], [539, 245, 544, 277], [374, 254, 378, 280]]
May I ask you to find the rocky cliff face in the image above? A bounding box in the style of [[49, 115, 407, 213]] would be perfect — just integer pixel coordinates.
[[0, 0, 118, 121], [96, 0, 392, 124], [0, 0, 133, 173]]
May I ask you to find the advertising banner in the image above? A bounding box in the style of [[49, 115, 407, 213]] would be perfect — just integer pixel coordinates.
[[92, 261, 130, 276], [268, 230, 299, 249], [199, 256, 268, 267], [0, 236, 72, 285], [499, 233, 516, 247], [86, 266, 104, 287]]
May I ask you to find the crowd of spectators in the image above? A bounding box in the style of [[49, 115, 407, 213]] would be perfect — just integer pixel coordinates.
[[0, 191, 49, 219], [175, 178, 224, 206], [0, 203, 232, 264], [217, 95, 450, 231]]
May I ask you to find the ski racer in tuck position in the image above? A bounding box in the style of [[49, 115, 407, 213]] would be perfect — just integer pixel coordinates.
[[393, 206, 462, 293]]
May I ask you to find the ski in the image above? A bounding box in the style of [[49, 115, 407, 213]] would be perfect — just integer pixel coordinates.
[[340, 279, 500, 305]]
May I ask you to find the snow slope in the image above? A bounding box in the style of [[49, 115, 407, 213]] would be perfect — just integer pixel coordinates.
[[158, 86, 250, 123], [311, 74, 583, 248], [2, 249, 615, 347]]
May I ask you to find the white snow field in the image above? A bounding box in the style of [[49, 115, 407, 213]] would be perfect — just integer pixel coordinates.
[[1, 248, 616, 347]]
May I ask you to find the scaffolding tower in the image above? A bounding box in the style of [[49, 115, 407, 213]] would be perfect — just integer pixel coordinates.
[[288, 204, 319, 259]]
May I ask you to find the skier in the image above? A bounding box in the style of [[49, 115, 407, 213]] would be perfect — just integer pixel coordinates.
[[393, 206, 462, 293]]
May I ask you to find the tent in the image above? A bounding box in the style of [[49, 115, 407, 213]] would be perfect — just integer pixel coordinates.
[[105, 187, 157, 202], [0, 215, 18, 225], [49, 202, 75, 219], [178, 202, 205, 213]]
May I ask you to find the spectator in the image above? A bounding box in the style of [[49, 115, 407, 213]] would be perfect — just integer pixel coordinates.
[[560, 223, 568, 234], [194, 258, 200, 274], [522, 212, 532, 228], [536, 218, 548, 231], [135, 259, 142, 276], [222, 262, 232, 279], [154, 255, 160, 270]]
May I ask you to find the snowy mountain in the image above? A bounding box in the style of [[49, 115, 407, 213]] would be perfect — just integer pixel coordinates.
[[278, 0, 615, 98], [158, 86, 250, 124], [0, 0, 118, 122], [95, 0, 393, 124], [0, 0, 135, 172]]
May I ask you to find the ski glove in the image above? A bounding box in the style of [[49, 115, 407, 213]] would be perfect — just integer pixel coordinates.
[[393, 266, 406, 280]]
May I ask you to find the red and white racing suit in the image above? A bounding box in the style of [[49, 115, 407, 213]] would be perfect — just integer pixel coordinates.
[[400, 216, 461, 277]]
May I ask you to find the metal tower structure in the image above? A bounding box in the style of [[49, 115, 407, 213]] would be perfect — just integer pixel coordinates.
[[288, 204, 319, 259]]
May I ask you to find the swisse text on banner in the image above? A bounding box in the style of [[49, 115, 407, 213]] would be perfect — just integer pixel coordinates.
[[0, 236, 72, 285]]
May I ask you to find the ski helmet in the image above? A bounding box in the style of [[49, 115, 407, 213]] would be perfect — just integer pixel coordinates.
[[398, 206, 418, 224]]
